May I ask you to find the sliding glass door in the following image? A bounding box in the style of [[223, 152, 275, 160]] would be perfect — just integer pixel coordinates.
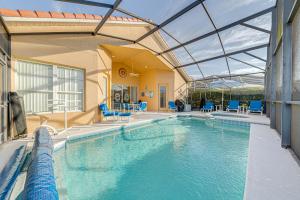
[[111, 84, 138, 110], [0, 55, 7, 143]]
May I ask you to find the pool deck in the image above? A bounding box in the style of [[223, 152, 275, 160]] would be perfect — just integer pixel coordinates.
[[244, 124, 300, 200], [2, 111, 300, 200]]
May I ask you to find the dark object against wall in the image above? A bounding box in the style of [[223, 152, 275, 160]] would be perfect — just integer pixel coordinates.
[[8, 92, 27, 137]]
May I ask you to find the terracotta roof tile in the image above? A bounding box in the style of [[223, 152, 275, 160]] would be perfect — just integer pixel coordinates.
[[36, 11, 51, 18], [0, 8, 141, 23], [18, 10, 37, 18], [93, 14, 102, 20], [109, 16, 117, 21], [63, 12, 75, 19], [116, 16, 123, 21], [50, 11, 64, 19], [84, 14, 94, 20], [0, 8, 20, 17], [74, 13, 85, 19]]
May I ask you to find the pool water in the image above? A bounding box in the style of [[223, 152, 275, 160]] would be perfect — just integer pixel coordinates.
[[54, 117, 250, 200]]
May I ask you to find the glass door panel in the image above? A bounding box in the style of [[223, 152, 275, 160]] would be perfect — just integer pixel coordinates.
[[0, 58, 7, 143], [112, 84, 122, 110], [159, 85, 167, 110], [130, 86, 138, 103], [123, 86, 130, 104]]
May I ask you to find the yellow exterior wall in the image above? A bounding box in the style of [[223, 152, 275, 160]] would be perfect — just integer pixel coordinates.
[[112, 63, 140, 87], [11, 34, 113, 133], [8, 20, 187, 133]]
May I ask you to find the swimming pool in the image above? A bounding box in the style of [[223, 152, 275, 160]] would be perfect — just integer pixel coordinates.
[[54, 117, 250, 200]]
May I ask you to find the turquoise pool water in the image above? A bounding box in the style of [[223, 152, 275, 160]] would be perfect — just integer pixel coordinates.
[[54, 117, 250, 200]]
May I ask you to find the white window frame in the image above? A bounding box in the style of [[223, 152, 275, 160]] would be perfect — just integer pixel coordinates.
[[15, 60, 85, 115]]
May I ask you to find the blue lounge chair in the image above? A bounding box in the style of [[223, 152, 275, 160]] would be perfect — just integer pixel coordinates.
[[139, 102, 147, 112], [168, 101, 177, 112], [99, 103, 118, 120], [201, 101, 214, 112], [226, 100, 239, 112], [248, 100, 263, 115]]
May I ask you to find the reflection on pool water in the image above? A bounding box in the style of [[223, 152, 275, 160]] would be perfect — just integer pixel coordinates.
[[54, 117, 250, 200]]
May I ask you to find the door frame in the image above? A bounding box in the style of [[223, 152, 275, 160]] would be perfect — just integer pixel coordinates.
[[0, 52, 8, 143], [158, 83, 169, 111]]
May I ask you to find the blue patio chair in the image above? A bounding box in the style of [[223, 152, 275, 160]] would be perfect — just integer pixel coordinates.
[[248, 100, 263, 115], [226, 100, 239, 112], [99, 103, 118, 120], [139, 102, 147, 112], [123, 103, 133, 111], [201, 101, 214, 112], [168, 101, 177, 112]]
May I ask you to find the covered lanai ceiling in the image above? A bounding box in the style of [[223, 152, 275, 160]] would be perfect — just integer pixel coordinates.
[[0, 0, 275, 86]]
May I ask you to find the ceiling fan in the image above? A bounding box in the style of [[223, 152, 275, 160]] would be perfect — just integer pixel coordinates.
[[129, 63, 140, 77]]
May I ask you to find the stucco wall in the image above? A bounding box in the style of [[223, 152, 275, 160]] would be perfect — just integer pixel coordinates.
[[11, 34, 112, 133], [112, 62, 140, 87], [8, 20, 187, 133], [112, 65, 177, 111]]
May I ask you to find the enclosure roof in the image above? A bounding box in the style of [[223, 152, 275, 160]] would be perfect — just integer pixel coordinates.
[[0, 0, 275, 85]]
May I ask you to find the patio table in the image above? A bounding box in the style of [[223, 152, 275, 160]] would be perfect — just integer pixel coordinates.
[[238, 105, 248, 114], [215, 104, 223, 111]]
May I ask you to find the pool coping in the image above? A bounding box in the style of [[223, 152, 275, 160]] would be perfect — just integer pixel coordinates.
[[53, 115, 177, 151], [243, 124, 300, 200], [53, 113, 257, 151]]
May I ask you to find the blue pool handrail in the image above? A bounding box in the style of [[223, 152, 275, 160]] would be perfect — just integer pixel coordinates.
[[226, 100, 239, 112], [22, 127, 58, 200], [168, 101, 177, 111], [248, 100, 263, 115], [201, 101, 214, 112]]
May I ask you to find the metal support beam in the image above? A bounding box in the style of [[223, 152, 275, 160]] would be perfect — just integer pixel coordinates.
[[94, 0, 122, 35], [281, 0, 294, 148], [160, 6, 274, 55], [135, 0, 204, 43], [266, 45, 271, 118], [176, 43, 269, 68], [270, 8, 277, 129], [116, 8, 157, 26], [201, 3, 231, 78], [240, 22, 271, 34], [136, 42, 189, 82], [244, 52, 267, 62], [288, 0, 300, 22], [227, 56, 265, 71], [55, 0, 113, 8], [161, 29, 205, 79], [190, 72, 264, 82]]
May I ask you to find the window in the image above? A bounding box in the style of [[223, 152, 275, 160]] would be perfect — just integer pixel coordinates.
[[15, 60, 84, 114]]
